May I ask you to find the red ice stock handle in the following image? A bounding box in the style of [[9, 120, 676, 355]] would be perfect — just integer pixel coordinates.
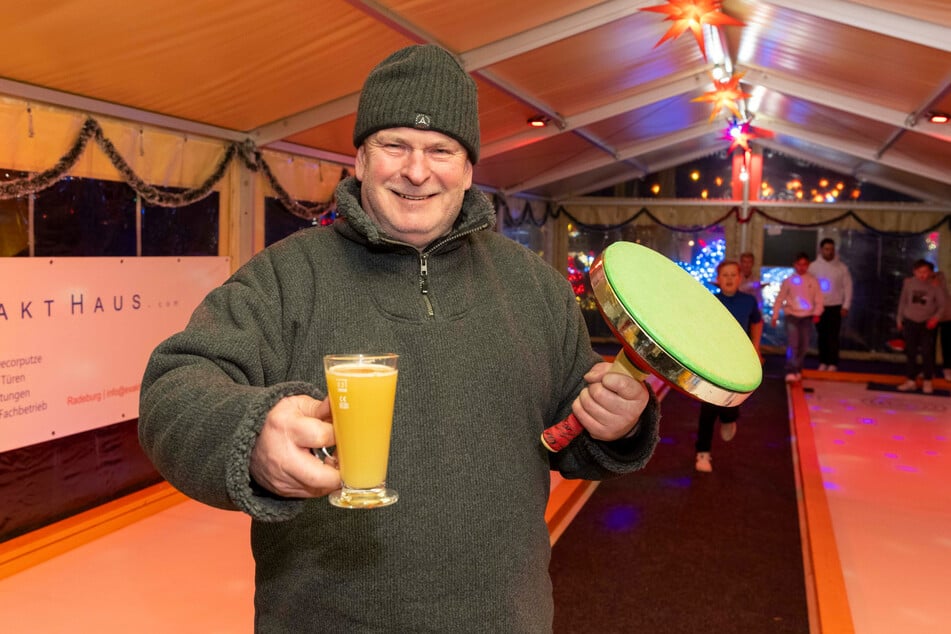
[[540, 353, 648, 452]]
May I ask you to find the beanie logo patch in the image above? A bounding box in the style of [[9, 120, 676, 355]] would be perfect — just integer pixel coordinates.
[[414, 113, 432, 129]]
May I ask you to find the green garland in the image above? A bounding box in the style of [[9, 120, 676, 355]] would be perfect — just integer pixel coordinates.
[[495, 195, 951, 238], [3, 116, 946, 235], [0, 117, 340, 220]]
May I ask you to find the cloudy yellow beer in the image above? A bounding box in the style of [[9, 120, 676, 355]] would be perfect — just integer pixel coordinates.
[[326, 361, 398, 492]]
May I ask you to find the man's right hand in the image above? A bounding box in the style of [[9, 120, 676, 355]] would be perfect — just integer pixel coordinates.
[[249, 394, 341, 498]]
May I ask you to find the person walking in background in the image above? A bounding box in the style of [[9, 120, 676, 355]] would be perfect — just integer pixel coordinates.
[[896, 260, 946, 394], [808, 238, 853, 371], [738, 251, 763, 309], [772, 253, 823, 383], [694, 260, 762, 473], [932, 269, 951, 382]]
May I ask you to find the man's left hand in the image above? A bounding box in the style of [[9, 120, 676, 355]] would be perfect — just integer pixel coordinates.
[[571, 361, 650, 442]]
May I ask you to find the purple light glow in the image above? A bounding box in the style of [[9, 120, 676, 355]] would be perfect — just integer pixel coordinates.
[[661, 476, 693, 489], [860, 418, 876, 425], [892, 435, 905, 441], [602, 506, 642, 532], [896, 465, 919, 473], [824, 481, 839, 490], [884, 452, 898, 459]]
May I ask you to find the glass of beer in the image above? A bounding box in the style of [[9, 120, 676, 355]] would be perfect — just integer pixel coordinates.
[[323, 353, 399, 509]]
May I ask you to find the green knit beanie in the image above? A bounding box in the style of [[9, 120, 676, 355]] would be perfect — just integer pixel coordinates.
[[353, 44, 480, 163]]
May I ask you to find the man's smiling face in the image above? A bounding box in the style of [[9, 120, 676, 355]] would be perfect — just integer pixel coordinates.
[[355, 127, 473, 249]]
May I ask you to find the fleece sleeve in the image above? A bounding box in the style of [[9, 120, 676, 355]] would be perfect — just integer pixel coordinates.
[[546, 292, 661, 480], [138, 252, 317, 522]]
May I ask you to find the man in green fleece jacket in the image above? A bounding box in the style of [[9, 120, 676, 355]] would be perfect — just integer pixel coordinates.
[[139, 44, 660, 633]]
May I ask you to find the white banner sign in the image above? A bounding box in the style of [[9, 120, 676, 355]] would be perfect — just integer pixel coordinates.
[[0, 257, 230, 452]]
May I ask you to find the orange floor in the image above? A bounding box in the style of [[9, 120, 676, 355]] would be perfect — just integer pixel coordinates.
[[798, 374, 951, 633], [0, 374, 948, 632], [0, 498, 255, 632]]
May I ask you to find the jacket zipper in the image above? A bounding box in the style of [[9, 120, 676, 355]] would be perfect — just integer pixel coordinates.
[[418, 253, 434, 317], [416, 223, 489, 319]]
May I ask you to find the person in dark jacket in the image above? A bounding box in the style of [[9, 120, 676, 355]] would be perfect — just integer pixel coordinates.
[[896, 259, 946, 394], [138, 44, 660, 633], [694, 259, 762, 473]]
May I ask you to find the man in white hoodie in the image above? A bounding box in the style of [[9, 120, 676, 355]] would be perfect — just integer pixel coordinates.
[[809, 238, 853, 371]]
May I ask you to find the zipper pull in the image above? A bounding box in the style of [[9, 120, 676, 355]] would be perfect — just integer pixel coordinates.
[[419, 254, 430, 295]]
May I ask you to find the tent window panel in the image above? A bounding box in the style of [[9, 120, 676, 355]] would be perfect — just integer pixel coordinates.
[[762, 227, 817, 266], [142, 192, 219, 256], [760, 151, 919, 203], [34, 177, 136, 257], [502, 223, 547, 259], [0, 169, 30, 257], [264, 197, 320, 247], [831, 229, 937, 356]]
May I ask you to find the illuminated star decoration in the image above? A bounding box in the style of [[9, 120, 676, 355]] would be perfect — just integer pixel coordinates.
[[692, 72, 751, 121], [721, 118, 773, 153], [639, 0, 745, 61]]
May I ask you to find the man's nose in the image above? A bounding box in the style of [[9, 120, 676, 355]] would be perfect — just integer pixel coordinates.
[[402, 150, 431, 184]]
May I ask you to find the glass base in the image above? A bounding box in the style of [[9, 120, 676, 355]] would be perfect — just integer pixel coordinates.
[[329, 486, 398, 509]]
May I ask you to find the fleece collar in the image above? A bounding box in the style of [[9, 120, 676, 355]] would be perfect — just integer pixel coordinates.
[[332, 176, 495, 252]]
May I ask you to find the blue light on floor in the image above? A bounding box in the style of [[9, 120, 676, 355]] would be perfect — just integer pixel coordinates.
[[602, 506, 642, 532], [660, 476, 692, 489]]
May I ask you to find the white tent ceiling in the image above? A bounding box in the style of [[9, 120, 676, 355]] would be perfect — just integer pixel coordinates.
[[3, 0, 951, 204]]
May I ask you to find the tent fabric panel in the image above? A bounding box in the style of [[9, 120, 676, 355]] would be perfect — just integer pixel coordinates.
[[0, 0, 413, 131], [849, 0, 951, 28], [732, 2, 951, 113], [484, 14, 701, 119], [386, 0, 605, 52], [475, 132, 607, 192]]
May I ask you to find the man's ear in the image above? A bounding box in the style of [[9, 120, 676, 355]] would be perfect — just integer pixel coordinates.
[[354, 145, 366, 181], [462, 159, 473, 190]]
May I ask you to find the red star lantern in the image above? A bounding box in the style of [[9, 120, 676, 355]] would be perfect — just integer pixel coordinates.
[[721, 118, 773, 153], [693, 72, 751, 121], [640, 0, 745, 60]]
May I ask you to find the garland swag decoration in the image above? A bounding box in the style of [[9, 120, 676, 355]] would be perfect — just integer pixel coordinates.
[[0, 117, 340, 220], [1, 115, 946, 236], [494, 195, 951, 238]]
